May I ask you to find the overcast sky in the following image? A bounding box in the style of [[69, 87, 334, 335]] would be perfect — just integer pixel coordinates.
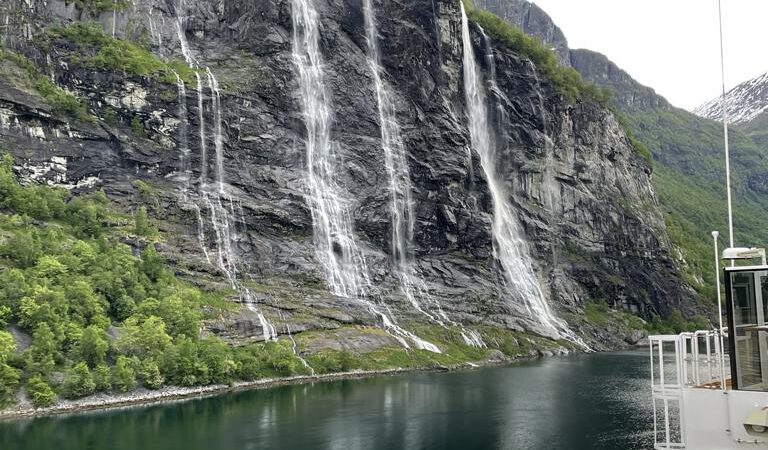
[[531, 0, 768, 110]]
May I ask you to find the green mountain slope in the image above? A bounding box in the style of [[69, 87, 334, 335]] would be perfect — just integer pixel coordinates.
[[578, 58, 768, 301]]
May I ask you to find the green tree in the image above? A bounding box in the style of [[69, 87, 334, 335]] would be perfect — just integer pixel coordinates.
[[63, 362, 96, 399], [0, 229, 42, 268], [0, 268, 30, 312], [114, 315, 171, 360], [93, 364, 112, 391], [138, 359, 164, 389], [0, 153, 21, 209], [134, 206, 151, 236], [162, 336, 207, 386], [199, 338, 236, 384], [0, 305, 10, 327], [27, 375, 56, 408], [0, 363, 20, 407], [65, 280, 108, 326], [66, 197, 106, 238], [24, 323, 58, 376], [112, 356, 136, 393], [134, 295, 201, 338], [76, 325, 110, 367], [140, 245, 164, 282], [0, 330, 15, 363]]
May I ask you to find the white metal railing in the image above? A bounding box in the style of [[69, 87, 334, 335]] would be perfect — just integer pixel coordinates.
[[649, 330, 729, 450]]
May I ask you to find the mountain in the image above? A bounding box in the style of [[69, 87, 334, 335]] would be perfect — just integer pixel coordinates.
[[476, 0, 768, 303], [473, 0, 571, 67], [0, 0, 705, 412], [694, 72, 768, 126]]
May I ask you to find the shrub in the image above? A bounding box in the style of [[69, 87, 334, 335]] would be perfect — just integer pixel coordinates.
[[112, 356, 136, 392], [462, 2, 611, 106], [0, 50, 90, 120], [27, 375, 56, 408], [46, 23, 196, 84], [62, 362, 97, 398], [93, 364, 112, 391]]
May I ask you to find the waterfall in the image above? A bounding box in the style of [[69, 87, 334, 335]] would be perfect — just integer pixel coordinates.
[[460, 5, 584, 346], [363, 0, 483, 348], [173, 71, 191, 192], [173, 3, 277, 341], [206, 67, 225, 194], [290, 0, 369, 299], [111, 0, 117, 37], [290, 0, 440, 353]]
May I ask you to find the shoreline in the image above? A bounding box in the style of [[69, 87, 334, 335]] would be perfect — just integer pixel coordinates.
[[0, 342, 650, 420], [0, 361, 501, 421]]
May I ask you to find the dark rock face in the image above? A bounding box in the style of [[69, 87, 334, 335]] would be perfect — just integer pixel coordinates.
[[0, 0, 698, 347]]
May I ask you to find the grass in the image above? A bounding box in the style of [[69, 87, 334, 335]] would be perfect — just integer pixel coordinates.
[[462, 0, 611, 106], [294, 323, 574, 377], [0, 50, 91, 121], [45, 23, 196, 85], [461, 2, 651, 164]]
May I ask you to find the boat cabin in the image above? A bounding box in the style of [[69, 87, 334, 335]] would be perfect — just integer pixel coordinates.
[[650, 264, 768, 449]]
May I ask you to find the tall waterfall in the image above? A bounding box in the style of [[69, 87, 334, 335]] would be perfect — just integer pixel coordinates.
[[173, 71, 190, 192], [291, 0, 440, 352], [460, 5, 583, 346], [174, 4, 277, 341], [290, 0, 369, 299], [363, 0, 484, 348]]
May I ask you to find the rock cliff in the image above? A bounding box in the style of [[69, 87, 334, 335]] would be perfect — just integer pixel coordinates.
[[0, 0, 699, 351]]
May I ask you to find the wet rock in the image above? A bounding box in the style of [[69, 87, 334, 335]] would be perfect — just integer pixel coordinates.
[[0, 0, 701, 349]]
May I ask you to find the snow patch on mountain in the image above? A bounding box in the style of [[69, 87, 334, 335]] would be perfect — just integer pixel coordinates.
[[694, 72, 768, 125]]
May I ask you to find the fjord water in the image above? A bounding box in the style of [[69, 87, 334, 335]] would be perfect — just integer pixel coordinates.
[[1, 350, 653, 450]]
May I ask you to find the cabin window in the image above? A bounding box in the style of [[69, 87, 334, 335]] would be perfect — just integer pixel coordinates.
[[727, 267, 768, 391]]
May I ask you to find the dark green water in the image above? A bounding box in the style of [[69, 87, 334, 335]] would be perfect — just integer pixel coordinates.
[[1, 350, 653, 450]]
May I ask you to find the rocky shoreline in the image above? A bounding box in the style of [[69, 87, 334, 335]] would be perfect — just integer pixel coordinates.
[[0, 346, 584, 421], [0, 361, 504, 421]]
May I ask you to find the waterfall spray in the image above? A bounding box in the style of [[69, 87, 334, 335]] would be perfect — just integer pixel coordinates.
[[174, 1, 277, 341], [363, 0, 483, 348], [291, 0, 440, 352], [460, 5, 585, 348]]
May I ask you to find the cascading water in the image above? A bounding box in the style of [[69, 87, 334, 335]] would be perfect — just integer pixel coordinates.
[[363, 0, 483, 348], [460, 5, 585, 347], [290, 0, 368, 299], [174, 3, 277, 341], [290, 0, 440, 353], [173, 71, 191, 192]]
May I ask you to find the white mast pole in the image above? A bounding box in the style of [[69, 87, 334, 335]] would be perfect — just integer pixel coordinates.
[[718, 0, 735, 261], [712, 231, 726, 390]]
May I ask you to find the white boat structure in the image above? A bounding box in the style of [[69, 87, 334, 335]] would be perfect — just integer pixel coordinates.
[[648, 1, 768, 447], [650, 252, 768, 449]]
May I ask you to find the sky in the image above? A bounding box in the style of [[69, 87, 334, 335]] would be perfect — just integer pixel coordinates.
[[531, 0, 768, 110]]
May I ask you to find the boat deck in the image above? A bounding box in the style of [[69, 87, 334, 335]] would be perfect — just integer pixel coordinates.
[[695, 378, 732, 390]]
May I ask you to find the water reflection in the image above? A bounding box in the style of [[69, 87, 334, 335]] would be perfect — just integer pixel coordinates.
[[1, 350, 654, 450]]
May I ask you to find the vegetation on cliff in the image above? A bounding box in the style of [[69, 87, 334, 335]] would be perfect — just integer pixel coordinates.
[[623, 108, 768, 300], [0, 154, 305, 407], [0, 154, 582, 410], [461, 1, 652, 165], [44, 23, 195, 85]]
